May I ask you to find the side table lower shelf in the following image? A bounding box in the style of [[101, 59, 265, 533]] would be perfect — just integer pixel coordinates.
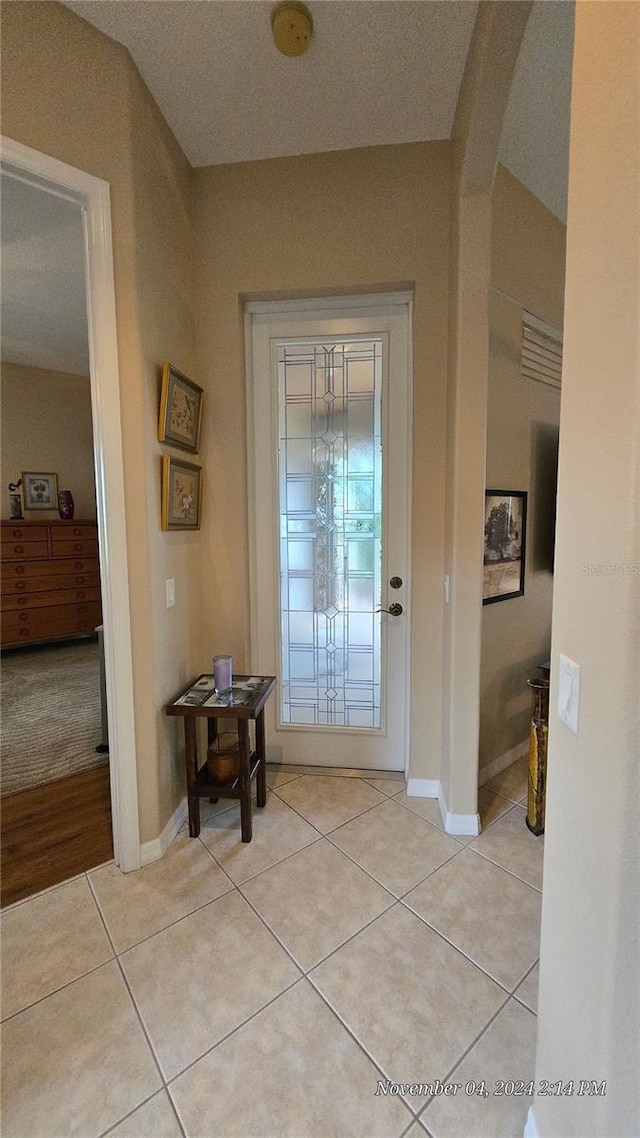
[[190, 751, 265, 841]]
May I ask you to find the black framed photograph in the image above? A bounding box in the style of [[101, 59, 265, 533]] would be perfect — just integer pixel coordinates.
[[161, 454, 202, 530], [483, 489, 527, 604], [158, 362, 203, 454]]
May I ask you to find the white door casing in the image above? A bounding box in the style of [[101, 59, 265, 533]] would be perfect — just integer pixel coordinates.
[[246, 294, 412, 773], [1, 136, 141, 870]]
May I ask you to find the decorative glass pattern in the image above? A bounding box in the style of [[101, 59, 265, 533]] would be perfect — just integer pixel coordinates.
[[277, 339, 383, 728]]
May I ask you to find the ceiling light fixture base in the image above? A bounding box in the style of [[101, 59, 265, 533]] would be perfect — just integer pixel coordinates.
[[271, 2, 313, 57]]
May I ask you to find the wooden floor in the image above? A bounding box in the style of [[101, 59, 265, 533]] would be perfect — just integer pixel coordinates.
[[1, 765, 113, 908]]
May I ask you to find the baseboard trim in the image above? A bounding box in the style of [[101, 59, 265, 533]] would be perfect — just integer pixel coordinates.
[[437, 785, 481, 836], [479, 740, 528, 787], [524, 1107, 540, 1138], [140, 796, 188, 866], [406, 778, 440, 798]]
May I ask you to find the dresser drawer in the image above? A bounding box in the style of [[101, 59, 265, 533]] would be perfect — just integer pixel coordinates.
[[50, 538, 98, 558], [2, 586, 101, 612], [1, 525, 48, 544], [2, 557, 100, 581], [49, 524, 98, 542], [2, 601, 102, 645], [1, 571, 101, 595], [1, 541, 49, 561]]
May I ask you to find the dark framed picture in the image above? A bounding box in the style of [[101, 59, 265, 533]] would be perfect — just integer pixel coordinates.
[[483, 490, 527, 604], [161, 455, 202, 530], [22, 471, 58, 510], [158, 362, 203, 454]]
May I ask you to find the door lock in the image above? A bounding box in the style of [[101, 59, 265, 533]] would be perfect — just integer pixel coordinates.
[[376, 603, 403, 616], [389, 576, 403, 589]]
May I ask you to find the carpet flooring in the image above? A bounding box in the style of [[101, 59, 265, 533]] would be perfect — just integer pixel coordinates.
[[1, 640, 108, 797]]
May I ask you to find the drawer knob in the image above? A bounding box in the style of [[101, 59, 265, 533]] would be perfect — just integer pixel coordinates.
[[75, 561, 83, 570], [76, 577, 86, 585], [74, 543, 82, 551], [14, 544, 24, 554], [76, 591, 86, 599], [18, 612, 28, 622], [78, 606, 86, 613], [12, 528, 23, 538], [73, 528, 81, 536], [18, 596, 27, 606], [19, 628, 29, 638], [16, 580, 26, 591], [16, 565, 25, 575]]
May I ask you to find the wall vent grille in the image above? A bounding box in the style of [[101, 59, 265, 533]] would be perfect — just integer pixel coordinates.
[[522, 312, 563, 389]]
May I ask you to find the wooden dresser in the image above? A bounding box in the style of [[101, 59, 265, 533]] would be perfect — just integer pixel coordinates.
[[1, 520, 102, 648]]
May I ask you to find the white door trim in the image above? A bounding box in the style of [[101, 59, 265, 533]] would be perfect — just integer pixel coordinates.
[[245, 292, 413, 772], [1, 136, 141, 871]]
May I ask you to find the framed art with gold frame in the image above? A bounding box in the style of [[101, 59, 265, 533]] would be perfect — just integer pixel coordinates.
[[161, 455, 202, 530], [158, 362, 203, 454]]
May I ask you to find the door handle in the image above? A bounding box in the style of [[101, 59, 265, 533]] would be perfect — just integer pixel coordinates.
[[376, 603, 403, 616]]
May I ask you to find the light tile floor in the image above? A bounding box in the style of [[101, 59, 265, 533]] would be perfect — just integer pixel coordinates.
[[1, 758, 542, 1138]]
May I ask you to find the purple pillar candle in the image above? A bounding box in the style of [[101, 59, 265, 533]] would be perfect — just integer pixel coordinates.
[[213, 655, 232, 692]]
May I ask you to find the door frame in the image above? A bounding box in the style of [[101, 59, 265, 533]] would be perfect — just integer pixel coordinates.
[[245, 292, 413, 774], [1, 136, 141, 871]]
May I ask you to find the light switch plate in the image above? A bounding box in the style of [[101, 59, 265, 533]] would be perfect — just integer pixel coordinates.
[[558, 653, 580, 733], [165, 578, 175, 609]]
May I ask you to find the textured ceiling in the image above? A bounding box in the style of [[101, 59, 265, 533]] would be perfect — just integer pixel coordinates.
[[0, 176, 89, 375], [2, 1, 574, 374], [64, 0, 479, 166]]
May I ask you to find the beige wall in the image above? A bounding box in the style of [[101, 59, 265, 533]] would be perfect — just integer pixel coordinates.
[[194, 142, 451, 779], [1, 361, 96, 519], [533, 2, 639, 1135], [479, 167, 565, 775], [1, 1, 201, 843]]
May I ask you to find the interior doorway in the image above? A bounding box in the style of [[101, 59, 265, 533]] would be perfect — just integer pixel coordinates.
[[0, 137, 140, 895]]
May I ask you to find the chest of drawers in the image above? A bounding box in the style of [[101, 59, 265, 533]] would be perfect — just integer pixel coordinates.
[[1, 520, 102, 648]]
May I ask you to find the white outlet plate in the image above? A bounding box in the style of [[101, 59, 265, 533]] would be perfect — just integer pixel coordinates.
[[558, 653, 580, 734], [165, 578, 175, 609]]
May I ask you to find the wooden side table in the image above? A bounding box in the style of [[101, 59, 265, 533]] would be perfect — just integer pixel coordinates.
[[165, 675, 276, 843]]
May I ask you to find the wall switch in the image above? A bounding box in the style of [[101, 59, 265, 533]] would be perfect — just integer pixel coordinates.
[[165, 578, 175, 609], [444, 575, 450, 604], [558, 653, 580, 733]]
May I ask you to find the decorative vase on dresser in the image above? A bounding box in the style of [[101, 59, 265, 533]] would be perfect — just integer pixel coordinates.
[[1, 519, 102, 648], [57, 490, 75, 520]]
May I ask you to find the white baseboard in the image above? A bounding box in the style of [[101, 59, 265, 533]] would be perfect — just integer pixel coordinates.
[[437, 785, 481, 836], [479, 740, 528, 787], [140, 796, 188, 866], [524, 1107, 540, 1138], [406, 778, 440, 798]]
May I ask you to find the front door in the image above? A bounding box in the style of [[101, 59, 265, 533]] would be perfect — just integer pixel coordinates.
[[247, 295, 412, 771]]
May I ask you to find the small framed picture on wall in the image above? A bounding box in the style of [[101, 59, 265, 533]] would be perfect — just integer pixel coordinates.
[[22, 471, 58, 510], [158, 363, 203, 454], [483, 489, 527, 604], [161, 455, 202, 530]]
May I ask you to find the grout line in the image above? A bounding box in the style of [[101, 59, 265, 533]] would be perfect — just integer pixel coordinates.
[[1, 867, 91, 913], [164, 973, 304, 1089], [0, 955, 116, 1025], [238, 864, 396, 977], [464, 843, 543, 892], [416, 992, 512, 1120], [97, 1088, 186, 1138], [86, 875, 167, 1088], [305, 958, 420, 1119]]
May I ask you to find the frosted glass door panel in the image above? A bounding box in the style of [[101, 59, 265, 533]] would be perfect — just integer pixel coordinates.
[[278, 340, 382, 728]]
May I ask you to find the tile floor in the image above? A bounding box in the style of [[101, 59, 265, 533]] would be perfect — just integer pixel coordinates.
[[1, 758, 543, 1138]]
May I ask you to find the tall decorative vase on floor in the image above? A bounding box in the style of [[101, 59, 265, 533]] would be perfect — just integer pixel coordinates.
[[526, 677, 549, 835], [57, 490, 75, 520]]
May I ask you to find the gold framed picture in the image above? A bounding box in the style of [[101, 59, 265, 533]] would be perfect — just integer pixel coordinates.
[[161, 455, 202, 530], [158, 362, 203, 454]]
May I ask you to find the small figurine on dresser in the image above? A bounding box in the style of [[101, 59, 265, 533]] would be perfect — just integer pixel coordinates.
[[8, 479, 23, 519]]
